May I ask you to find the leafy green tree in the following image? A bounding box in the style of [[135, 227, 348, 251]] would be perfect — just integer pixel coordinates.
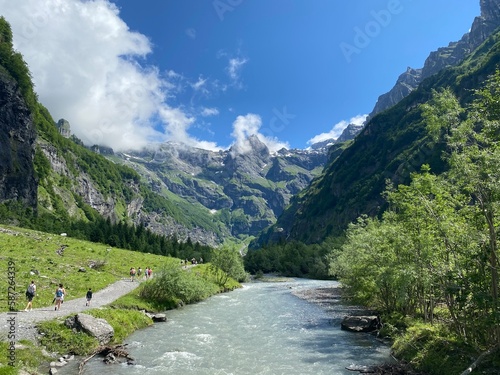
[[210, 246, 247, 287], [445, 71, 500, 345]]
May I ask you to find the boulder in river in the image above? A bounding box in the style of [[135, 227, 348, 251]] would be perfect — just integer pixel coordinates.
[[341, 315, 380, 333]]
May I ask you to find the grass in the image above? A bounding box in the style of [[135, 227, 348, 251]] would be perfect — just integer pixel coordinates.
[[391, 321, 493, 375], [37, 320, 99, 356], [0, 340, 52, 375], [0, 224, 242, 374], [0, 225, 173, 312]]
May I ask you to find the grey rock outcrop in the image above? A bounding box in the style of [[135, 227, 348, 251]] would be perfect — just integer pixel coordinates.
[[65, 313, 114, 345], [369, 0, 500, 119], [0, 70, 37, 209], [56, 119, 71, 138], [336, 123, 364, 143]]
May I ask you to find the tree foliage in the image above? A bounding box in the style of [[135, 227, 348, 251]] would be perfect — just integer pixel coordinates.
[[140, 261, 219, 307], [244, 240, 332, 279], [210, 246, 247, 287], [330, 70, 500, 349]]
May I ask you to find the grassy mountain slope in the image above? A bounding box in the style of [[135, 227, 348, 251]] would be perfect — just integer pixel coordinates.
[[254, 28, 500, 246], [0, 225, 170, 312]]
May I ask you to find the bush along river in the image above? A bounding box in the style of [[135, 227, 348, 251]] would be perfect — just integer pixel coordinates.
[[82, 279, 393, 375]]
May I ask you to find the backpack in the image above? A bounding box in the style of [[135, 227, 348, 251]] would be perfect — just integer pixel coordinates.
[[26, 284, 35, 296], [56, 288, 63, 298]]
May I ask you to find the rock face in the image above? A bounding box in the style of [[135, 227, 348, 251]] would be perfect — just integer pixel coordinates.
[[0, 70, 37, 209], [336, 123, 364, 143], [369, 0, 500, 119], [65, 313, 114, 345], [56, 119, 71, 138]]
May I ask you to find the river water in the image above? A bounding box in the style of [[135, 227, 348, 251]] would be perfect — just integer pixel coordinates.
[[82, 279, 392, 375]]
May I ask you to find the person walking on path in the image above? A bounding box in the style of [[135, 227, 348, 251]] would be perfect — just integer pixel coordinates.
[[54, 283, 65, 311], [0, 279, 141, 342], [24, 281, 36, 311], [85, 288, 93, 306]]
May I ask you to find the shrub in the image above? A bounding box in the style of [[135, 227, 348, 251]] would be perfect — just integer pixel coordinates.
[[139, 262, 219, 307]]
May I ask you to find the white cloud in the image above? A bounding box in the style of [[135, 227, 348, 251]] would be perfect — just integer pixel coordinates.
[[201, 107, 219, 117], [185, 28, 196, 39], [307, 114, 367, 145], [0, 0, 292, 154], [157, 106, 220, 151], [227, 57, 248, 81], [231, 114, 289, 154], [217, 51, 248, 88], [0, 0, 217, 151], [191, 76, 208, 91]]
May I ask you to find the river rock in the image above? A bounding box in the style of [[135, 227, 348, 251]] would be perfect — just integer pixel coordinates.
[[341, 315, 379, 333], [152, 313, 167, 322], [65, 313, 114, 344]]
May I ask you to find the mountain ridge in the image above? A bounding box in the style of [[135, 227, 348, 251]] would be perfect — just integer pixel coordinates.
[[252, 0, 500, 247], [369, 0, 500, 120]]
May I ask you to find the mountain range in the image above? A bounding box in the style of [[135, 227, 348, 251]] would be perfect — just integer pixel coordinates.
[[1, 0, 500, 250]]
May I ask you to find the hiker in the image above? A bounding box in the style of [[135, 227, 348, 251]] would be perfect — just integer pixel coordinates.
[[137, 267, 142, 278], [148, 267, 152, 278], [144, 267, 149, 280], [86, 288, 93, 306], [54, 283, 65, 311], [24, 281, 36, 311], [130, 267, 136, 282]]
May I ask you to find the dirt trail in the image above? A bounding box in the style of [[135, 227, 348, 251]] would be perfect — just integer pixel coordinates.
[[0, 278, 141, 342]]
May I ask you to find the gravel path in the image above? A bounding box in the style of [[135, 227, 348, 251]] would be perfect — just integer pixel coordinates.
[[0, 279, 141, 342]]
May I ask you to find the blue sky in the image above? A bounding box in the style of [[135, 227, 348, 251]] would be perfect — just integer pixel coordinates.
[[0, 1, 480, 151]]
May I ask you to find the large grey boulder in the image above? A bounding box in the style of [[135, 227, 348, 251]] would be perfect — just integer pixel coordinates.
[[341, 315, 379, 333], [65, 313, 114, 345]]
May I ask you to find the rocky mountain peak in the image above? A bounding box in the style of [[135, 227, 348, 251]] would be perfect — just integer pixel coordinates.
[[336, 123, 365, 143], [229, 134, 270, 159], [369, 0, 500, 119]]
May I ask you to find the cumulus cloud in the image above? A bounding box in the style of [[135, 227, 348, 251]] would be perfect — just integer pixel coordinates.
[[231, 114, 289, 154], [0, 0, 290, 154], [0, 0, 221, 151], [307, 114, 367, 145]]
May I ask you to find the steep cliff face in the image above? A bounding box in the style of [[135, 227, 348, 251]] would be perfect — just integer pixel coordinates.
[[369, 0, 500, 119], [0, 70, 37, 208]]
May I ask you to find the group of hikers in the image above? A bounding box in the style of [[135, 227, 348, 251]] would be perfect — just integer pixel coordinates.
[[181, 257, 203, 269], [129, 266, 152, 282], [24, 280, 93, 312]]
